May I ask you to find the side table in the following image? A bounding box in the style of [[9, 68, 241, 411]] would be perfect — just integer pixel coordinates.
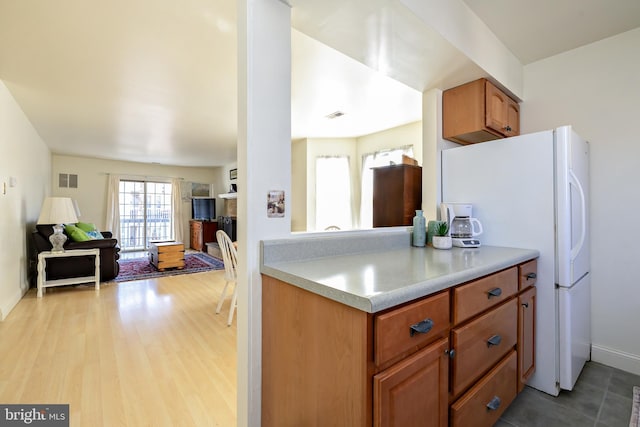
[[37, 249, 100, 298]]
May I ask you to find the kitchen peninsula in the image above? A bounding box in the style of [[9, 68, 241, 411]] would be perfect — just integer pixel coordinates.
[[261, 230, 539, 427]]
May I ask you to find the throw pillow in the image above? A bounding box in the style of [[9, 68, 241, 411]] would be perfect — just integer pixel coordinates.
[[76, 221, 104, 239], [76, 221, 96, 232], [64, 224, 93, 242], [86, 230, 104, 239]]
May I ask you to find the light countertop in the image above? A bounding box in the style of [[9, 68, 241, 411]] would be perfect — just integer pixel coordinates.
[[260, 230, 539, 313]]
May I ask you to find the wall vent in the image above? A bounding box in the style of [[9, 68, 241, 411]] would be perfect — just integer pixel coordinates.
[[59, 173, 78, 188]]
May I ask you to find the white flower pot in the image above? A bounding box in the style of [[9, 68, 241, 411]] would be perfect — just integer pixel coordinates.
[[432, 236, 452, 249]]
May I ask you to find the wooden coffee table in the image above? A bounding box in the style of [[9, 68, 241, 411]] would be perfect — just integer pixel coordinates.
[[149, 241, 185, 271]]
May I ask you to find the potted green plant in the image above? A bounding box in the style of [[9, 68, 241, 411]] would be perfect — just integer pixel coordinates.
[[432, 221, 452, 249]]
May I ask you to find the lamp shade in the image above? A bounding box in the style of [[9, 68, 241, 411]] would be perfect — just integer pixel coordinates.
[[37, 197, 79, 225]]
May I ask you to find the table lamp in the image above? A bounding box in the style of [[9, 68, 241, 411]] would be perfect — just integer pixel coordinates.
[[37, 197, 79, 252]]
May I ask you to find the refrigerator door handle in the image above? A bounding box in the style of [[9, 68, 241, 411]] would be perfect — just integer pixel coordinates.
[[569, 169, 586, 261]]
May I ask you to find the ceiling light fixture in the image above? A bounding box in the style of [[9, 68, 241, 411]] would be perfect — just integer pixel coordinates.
[[325, 111, 345, 119]]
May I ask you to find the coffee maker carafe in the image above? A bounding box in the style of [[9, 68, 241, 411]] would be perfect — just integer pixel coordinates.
[[440, 203, 483, 248]]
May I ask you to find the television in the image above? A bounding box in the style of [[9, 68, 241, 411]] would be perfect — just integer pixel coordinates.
[[192, 198, 216, 221]]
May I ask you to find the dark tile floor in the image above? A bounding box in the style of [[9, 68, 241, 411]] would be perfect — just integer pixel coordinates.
[[496, 362, 640, 427]]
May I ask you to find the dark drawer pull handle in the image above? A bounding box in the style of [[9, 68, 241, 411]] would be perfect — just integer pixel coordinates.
[[526, 272, 537, 280], [487, 288, 502, 298], [486, 396, 501, 411], [522, 302, 529, 308], [410, 318, 434, 337], [487, 334, 502, 347]]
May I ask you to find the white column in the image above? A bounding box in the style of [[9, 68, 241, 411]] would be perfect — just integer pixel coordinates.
[[421, 88, 441, 220], [237, 0, 292, 425]]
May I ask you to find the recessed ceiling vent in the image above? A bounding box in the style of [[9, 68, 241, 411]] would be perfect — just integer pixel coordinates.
[[325, 111, 345, 119]]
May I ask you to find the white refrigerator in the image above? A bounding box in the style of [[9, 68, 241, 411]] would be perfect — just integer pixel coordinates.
[[441, 125, 590, 397]]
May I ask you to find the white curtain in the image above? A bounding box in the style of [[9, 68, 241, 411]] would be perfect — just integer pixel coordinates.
[[171, 178, 184, 243], [105, 174, 121, 242], [360, 146, 414, 228]]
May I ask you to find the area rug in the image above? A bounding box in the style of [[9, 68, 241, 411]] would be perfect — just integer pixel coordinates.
[[631, 386, 640, 427], [114, 252, 224, 282]]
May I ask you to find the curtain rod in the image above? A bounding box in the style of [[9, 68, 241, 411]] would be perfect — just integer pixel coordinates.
[[102, 173, 185, 181]]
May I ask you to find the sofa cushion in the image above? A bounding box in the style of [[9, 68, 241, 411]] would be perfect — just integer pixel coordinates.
[[64, 224, 92, 242]]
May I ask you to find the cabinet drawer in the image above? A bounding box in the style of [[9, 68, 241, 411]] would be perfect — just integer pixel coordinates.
[[453, 267, 517, 324], [375, 291, 449, 367], [519, 259, 538, 290], [451, 298, 517, 396], [450, 350, 517, 427]]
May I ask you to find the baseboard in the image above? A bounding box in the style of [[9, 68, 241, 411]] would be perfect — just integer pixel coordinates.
[[592, 343, 640, 376], [0, 286, 27, 321]]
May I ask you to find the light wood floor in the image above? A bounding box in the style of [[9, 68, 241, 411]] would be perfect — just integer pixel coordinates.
[[0, 270, 237, 426]]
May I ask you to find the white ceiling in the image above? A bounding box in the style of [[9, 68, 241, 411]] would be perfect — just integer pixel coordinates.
[[0, 1, 638, 167], [462, 0, 640, 65]]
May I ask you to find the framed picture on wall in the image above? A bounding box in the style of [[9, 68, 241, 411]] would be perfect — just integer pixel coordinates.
[[191, 182, 212, 197], [230, 168, 237, 180]]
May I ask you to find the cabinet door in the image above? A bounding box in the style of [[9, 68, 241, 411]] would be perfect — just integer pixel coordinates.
[[190, 221, 203, 251], [504, 98, 520, 137], [518, 286, 536, 391], [374, 337, 449, 427], [485, 81, 511, 135]]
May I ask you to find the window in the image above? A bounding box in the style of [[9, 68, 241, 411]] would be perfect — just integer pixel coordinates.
[[119, 180, 173, 251], [360, 146, 414, 228], [315, 156, 352, 231]]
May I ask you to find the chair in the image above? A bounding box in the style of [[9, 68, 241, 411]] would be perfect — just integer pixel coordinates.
[[216, 230, 238, 326]]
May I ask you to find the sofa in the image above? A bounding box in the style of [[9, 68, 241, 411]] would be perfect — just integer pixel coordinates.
[[31, 224, 121, 283]]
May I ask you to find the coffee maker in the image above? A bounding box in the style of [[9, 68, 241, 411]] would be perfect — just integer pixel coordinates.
[[440, 203, 483, 248]]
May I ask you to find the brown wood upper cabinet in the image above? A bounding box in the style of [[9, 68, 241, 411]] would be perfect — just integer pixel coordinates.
[[443, 78, 520, 144]]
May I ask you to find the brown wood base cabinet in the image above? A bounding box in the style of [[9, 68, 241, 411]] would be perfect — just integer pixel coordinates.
[[261, 258, 537, 426], [189, 220, 217, 251]]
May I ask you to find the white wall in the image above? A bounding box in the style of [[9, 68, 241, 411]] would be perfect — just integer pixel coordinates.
[[522, 28, 640, 374], [0, 81, 51, 320], [357, 121, 422, 169], [51, 155, 220, 248]]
